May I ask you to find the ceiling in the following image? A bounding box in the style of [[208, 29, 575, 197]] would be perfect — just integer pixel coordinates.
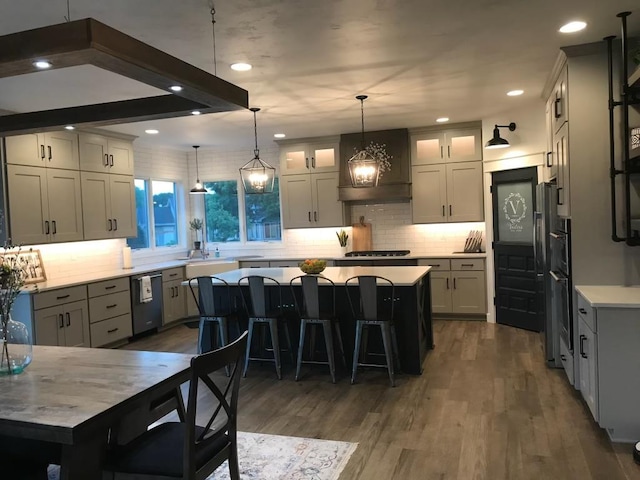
[[0, 0, 639, 150]]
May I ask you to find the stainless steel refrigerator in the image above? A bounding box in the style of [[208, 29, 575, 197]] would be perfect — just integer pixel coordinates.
[[535, 182, 560, 367]]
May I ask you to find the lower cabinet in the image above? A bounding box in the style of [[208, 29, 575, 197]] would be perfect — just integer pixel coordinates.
[[88, 277, 132, 347], [33, 285, 90, 347], [577, 314, 598, 421], [162, 268, 186, 325]]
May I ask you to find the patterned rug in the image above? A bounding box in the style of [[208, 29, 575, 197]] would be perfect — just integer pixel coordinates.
[[48, 432, 357, 480]]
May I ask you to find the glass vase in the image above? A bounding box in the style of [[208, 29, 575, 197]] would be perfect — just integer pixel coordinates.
[[0, 314, 32, 375]]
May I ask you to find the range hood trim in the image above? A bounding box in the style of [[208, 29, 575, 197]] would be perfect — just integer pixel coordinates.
[[0, 18, 248, 135], [338, 183, 412, 203]]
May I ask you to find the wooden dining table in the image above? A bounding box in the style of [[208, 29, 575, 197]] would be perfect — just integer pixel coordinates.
[[0, 345, 193, 479]]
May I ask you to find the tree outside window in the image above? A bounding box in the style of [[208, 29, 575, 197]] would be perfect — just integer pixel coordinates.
[[204, 181, 240, 242], [127, 179, 149, 249], [245, 178, 281, 242], [152, 181, 178, 247]]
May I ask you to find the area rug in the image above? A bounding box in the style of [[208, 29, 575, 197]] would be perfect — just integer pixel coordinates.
[[48, 432, 357, 480]]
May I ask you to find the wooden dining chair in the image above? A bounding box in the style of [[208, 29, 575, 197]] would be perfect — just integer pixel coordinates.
[[103, 331, 248, 480]]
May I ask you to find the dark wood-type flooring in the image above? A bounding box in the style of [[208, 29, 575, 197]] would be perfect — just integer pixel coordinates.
[[123, 320, 640, 480]]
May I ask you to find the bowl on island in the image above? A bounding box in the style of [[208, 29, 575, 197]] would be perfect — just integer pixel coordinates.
[[299, 259, 327, 274]]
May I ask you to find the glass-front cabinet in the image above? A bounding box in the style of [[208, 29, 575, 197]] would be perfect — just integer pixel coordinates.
[[278, 137, 340, 175]]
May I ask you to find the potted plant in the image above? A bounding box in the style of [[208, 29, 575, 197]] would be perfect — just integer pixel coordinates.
[[189, 218, 204, 250]]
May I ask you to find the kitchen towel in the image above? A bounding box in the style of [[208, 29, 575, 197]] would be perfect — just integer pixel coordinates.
[[140, 276, 153, 303], [123, 246, 133, 269]]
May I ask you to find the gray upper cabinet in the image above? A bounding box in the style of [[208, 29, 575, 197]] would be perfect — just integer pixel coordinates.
[[411, 164, 448, 223], [7, 165, 83, 244], [279, 139, 339, 175], [280, 171, 346, 228], [79, 133, 134, 175], [411, 127, 482, 165], [81, 172, 136, 240], [5, 131, 80, 170], [553, 64, 568, 133]]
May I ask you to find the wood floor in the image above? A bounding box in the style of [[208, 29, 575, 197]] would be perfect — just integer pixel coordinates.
[[124, 320, 640, 480]]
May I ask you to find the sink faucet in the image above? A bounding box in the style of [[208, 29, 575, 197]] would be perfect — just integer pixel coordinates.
[[188, 248, 210, 260]]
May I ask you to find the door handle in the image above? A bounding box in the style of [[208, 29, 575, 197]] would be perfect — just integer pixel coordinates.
[[58, 314, 64, 329], [554, 97, 562, 119], [40, 145, 46, 159], [557, 187, 563, 206], [108, 219, 113, 231], [44, 220, 50, 235], [579, 335, 587, 358], [314, 211, 318, 222], [109, 154, 114, 167], [66, 312, 71, 327], [52, 220, 57, 235], [47, 145, 52, 160], [113, 218, 118, 231], [578, 308, 587, 315], [104, 153, 109, 166], [446, 277, 449, 289], [549, 271, 567, 283], [546, 151, 553, 167]]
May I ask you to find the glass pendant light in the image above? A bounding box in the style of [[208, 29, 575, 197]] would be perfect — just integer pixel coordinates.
[[348, 95, 380, 188], [239, 107, 275, 194], [190, 145, 208, 194]]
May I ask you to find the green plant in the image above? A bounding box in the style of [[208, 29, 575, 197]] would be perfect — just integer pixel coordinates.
[[336, 229, 349, 247], [189, 218, 203, 242]]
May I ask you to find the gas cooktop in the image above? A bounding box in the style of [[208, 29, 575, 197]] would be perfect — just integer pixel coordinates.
[[345, 250, 411, 257]]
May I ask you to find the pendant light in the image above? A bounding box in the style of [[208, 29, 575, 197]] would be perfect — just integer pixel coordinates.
[[239, 107, 276, 194], [348, 95, 380, 188], [190, 145, 207, 194], [485, 122, 517, 149]]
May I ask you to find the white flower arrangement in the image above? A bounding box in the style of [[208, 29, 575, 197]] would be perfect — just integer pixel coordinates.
[[355, 142, 392, 178]]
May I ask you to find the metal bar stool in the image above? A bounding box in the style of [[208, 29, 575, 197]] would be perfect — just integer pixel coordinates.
[[238, 275, 294, 380], [290, 274, 346, 383], [345, 275, 400, 387]]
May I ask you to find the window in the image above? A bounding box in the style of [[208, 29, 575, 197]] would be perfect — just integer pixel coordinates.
[[127, 179, 180, 250], [203, 178, 282, 243]]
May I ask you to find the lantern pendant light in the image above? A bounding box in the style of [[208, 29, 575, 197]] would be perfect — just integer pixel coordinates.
[[348, 95, 380, 188], [190, 145, 207, 194], [239, 107, 276, 194]]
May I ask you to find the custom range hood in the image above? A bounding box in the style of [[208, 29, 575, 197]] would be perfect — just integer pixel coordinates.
[[0, 18, 248, 135]]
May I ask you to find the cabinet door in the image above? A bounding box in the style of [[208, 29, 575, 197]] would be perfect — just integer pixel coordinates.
[[5, 134, 44, 167], [47, 169, 84, 242], [310, 142, 339, 173], [81, 172, 111, 240], [34, 306, 64, 346], [445, 128, 483, 163], [578, 316, 599, 421], [7, 164, 50, 245], [411, 132, 445, 165], [172, 280, 186, 322], [62, 300, 90, 347], [45, 131, 79, 170], [110, 175, 137, 238], [430, 271, 452, 313], [162, 281, 184, 325], [553, 65, 568, 132], [412, 165, 448, 224], [555, 122, 570, 217], [446, 162, 484, 222], [545, 97, 558, 181], [280, 174, 313, 228], [108, 139, 135, 175], [280, 144, 310, 175], [312, 172, 343, 227], [451, 271, 486, 314], [79, 133, 110, 173]]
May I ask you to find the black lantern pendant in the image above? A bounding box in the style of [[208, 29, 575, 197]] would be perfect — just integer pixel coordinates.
[[239, 107, 276, 194], [348, 95, 380, 188]]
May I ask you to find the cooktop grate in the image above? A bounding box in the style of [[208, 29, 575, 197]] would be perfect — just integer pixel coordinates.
[[345, 250, 411, 257]]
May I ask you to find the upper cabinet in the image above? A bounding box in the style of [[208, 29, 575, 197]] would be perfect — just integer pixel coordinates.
[[5, 131, 79, 170], [552, 64, 569, 132], [279, 138, 339, 175], [411, 127, 482, 165], [81, 172, 136, 240], [79, 133, 134, 175]]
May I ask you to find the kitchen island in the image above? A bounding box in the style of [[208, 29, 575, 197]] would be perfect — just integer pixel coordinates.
[[187, 265, 433, 374]]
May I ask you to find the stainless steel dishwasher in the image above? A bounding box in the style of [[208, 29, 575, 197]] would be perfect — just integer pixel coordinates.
[[130, 272, 163, 335]]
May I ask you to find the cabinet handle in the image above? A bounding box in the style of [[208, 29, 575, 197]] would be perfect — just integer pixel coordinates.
[[554, 97, 562, 119], [108, 219, 113, 231], [557, 187, 563, 206], [578, 308, 587, 315], [447, 145, 451, 158], [579, 334, 587, 358], [104, 153, 109, 166], [109, 154, 114, 167], [311, 157, 316, 169], [107, 328, 119, 334], [44, 220, 50, 235], [47, 145, 52, 160], [442, 205, 445, 217], [58, 314, 64, 329], [106, 304, 118, 309], [169, 273, 178, 277], [432, 264, 440, 267], [440, 146, 444, 158], [66, 312, 71, 327], [308, 211, 311, 222], [105, 285, 116, 290], [546, 151, 553, 167], [56, 294, 70, 300], [40, 145, 46, 159], [449, 205, 452, 216], [113, 218, 118, 231], [453, 278, 457, 289], [52, 220, 57, 235], [175, 287, 179, 297], [560, 354, 567, 361], [461, 263, 474, 267], [314, 211, 318, 221], [305, 157, 309, 169], [446, 277, 449, 289]]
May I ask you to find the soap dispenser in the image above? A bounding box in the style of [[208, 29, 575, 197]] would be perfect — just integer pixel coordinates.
[[214, 247, 220, 258]]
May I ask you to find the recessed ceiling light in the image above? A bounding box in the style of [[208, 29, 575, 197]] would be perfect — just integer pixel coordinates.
[[507, 89, 524, 96], [230, 63, 252, 72], [169, 85, 183, 92], [191, 110, 201, 115], [436, 117, 449, 123], [274, 133, 286, 138], [145, 129, 159, 135], [33, 60, 52, 69], [64, 125, 75, 130], [559, 21, 587, 33]]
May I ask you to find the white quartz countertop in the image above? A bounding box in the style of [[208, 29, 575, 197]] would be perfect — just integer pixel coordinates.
[[575, 285, 640, 308], [185, 266, 432, 287], [249, 253, 487, 262]]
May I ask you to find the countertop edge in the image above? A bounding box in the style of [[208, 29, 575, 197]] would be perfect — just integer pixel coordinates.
[[575, 285, 640, 308]]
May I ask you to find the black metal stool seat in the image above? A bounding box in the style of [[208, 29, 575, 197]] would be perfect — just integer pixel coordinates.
[[290, 275, 346, 383], [345, 275, 400, 387], [239, 275, 294, 380]]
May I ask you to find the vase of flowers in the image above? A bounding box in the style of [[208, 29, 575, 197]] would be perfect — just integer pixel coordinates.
[[0, 246, 31, 375]]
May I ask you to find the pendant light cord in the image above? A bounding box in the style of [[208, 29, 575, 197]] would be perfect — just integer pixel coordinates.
[[64, 0, 71, 22], [253, 109, 260, 158], [360, 98, 365, 150], [194, 146, 200, 181], [210, 5, 217, 76]]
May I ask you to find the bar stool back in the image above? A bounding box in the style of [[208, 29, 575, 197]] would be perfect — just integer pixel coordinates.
[[189, 276, 237, 354], [290, 274, 346, 383], [345, 275, 400, 387]]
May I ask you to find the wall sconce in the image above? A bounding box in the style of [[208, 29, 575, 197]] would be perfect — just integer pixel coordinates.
[[485, 122, 517, 149]]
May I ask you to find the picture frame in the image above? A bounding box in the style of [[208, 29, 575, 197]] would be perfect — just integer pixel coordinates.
[[0, 249, 46, 284]]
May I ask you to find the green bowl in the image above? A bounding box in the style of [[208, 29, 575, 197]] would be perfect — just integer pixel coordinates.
[[299, 260, 326, 274]]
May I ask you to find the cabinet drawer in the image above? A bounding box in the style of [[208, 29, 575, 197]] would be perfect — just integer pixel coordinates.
[[89, 290, 131, 324], [33, 285, 87, 310], [162, 267, 184, 282], [88, 277, 129, 298], [576, 293, 596, 332], [239, 261, 270, 268], [451, 259, 485, 271], [90, 314, 132, 347], [418, 258, 451, 271]]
